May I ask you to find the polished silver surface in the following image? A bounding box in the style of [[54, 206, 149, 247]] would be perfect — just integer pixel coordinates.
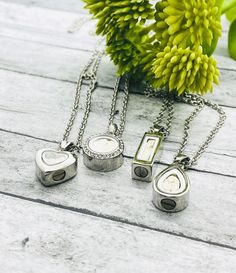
[[35, 148, 77, 186], [148, 90, 226, 213], [132, 130, 163, 182], [152, 164, 190, 212], [35, 50, 103, 185], [83, 134, 124, 172], [132, 87, 175, 182], [83, 74, 129, 172], [148, 90, 226, 168]]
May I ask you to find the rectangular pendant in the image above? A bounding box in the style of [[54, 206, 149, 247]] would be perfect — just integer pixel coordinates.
[[132, 130, 163, 182]]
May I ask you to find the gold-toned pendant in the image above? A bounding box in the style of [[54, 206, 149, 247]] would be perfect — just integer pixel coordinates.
[[152, 160, 190, 212], [132, 130, 163, 182]]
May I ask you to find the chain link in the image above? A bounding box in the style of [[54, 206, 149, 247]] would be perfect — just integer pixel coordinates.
[[107, 74, 130, 137], [146, 88, 226, 169], [189, 96, 226, 166], [62, 50, 103, 150], [174, 96, 204, 166], [61, 47, 130, 150], [145, 86, 174, 139], [175, 93, 226, 168]]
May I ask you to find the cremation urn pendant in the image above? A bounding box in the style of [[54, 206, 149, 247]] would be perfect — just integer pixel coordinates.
[[152, 159, 190, 212], [132, 129, 164, 182], [35, 146, 77, 186], [83, 133, 124, 172]]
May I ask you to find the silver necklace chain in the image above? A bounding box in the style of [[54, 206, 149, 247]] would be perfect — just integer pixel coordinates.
[[177, 94, 226, 168], [145, 86, 174, 139], [148, 90, 226, 169], [61, 50, 103, 150], [107, 75, 130, 137], [61, 48, 130, 151]]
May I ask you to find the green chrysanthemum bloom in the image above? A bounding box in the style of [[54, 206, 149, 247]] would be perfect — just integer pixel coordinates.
[[84, 0, 222, 95], [155, 0, 222, 50], [106, 25, 152, 75], [154, 1, 169, 47], [84, 0, 154, 75], [152, 45, 219, 95], [84, 0, 154, 35]]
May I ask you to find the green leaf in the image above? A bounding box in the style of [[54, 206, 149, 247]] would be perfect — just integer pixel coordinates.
[[226, 6, 236, 22], [221, 0, 236, 14], [228, 18, 236, 60]]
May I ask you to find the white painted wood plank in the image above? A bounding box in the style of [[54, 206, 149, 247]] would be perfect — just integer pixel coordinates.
[[0, 0, 230, 33], [1, 130, 236, 249], [0, 35, 235, 109], [0, 69, 235, 176], [1, 194, 235, 273], [0, 2, 233, 71], [0, 1, 97, 51], [0, 0, 87, 13], [0, 0, 235, 257], [0, 2, 234, 111]]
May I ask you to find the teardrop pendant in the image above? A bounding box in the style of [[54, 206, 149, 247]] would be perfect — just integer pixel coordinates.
[[152, 163, 190, 212]]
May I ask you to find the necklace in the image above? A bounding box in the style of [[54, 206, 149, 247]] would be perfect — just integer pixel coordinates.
[[35, 50, 103, 186], [132, 87, 174, 182], [152, 93, 226, 212], [83, 75, 130, 172]]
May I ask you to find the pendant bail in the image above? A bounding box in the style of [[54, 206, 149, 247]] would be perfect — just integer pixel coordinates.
[[60, 141, 76, 152], [108, 123, 119, 135], [174, 154, 191, 169], [151, 124, 165, 135]]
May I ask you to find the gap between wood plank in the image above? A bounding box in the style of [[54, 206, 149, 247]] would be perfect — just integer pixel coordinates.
[[0, 66, 235, 111], [1, 33, 236, 75], [0, 33, 92, 53], [1, 127, 235, 180], [0, 190, 235, 252]]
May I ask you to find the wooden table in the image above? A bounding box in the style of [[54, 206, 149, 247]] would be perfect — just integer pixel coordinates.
[[0, 1, 236, 272]]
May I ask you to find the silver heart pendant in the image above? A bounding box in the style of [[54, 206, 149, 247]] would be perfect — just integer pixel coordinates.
[[152, 163, 190, 212], [35, 148, 77, 186]]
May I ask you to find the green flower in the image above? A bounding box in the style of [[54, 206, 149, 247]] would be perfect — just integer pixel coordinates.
[[84, 0, 154, 35], [155, 0, 222, 49], [84, 0, 154, 75], [152, 45, 219, 95], [154, 1, 169, 47], [106, 25, 152, 75], [84, 0, 222, 96]]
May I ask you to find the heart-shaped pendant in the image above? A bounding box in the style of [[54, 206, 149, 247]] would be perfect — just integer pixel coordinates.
[[152, 163, 190, 212], [35, 148, 77, 186]]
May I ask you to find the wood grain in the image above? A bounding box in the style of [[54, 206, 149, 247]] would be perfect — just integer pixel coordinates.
[[0, 1, 235, 271], [0, 68, 235, 176], [0, 2, 235, 105], [1, 130, 236, 249], [0, 0, 86, 13], [1, 194, 235, 273]]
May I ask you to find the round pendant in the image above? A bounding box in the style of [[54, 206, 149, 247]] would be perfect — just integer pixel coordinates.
[[83, 134, 124, 172]]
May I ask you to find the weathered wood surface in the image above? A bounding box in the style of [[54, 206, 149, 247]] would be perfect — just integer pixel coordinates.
[[0, 2, 235, 102], [1, 130, 236, 250], [0, 69, 236, 176], [0, 1, 236, 272], [1, 194, 236, 273]]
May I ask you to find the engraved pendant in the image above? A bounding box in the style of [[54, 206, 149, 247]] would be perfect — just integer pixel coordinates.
[[35, 148, 77, 186], [132, 130, 163, 182], [83, 134, 124, 172], [152, 163, 190, 212]]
